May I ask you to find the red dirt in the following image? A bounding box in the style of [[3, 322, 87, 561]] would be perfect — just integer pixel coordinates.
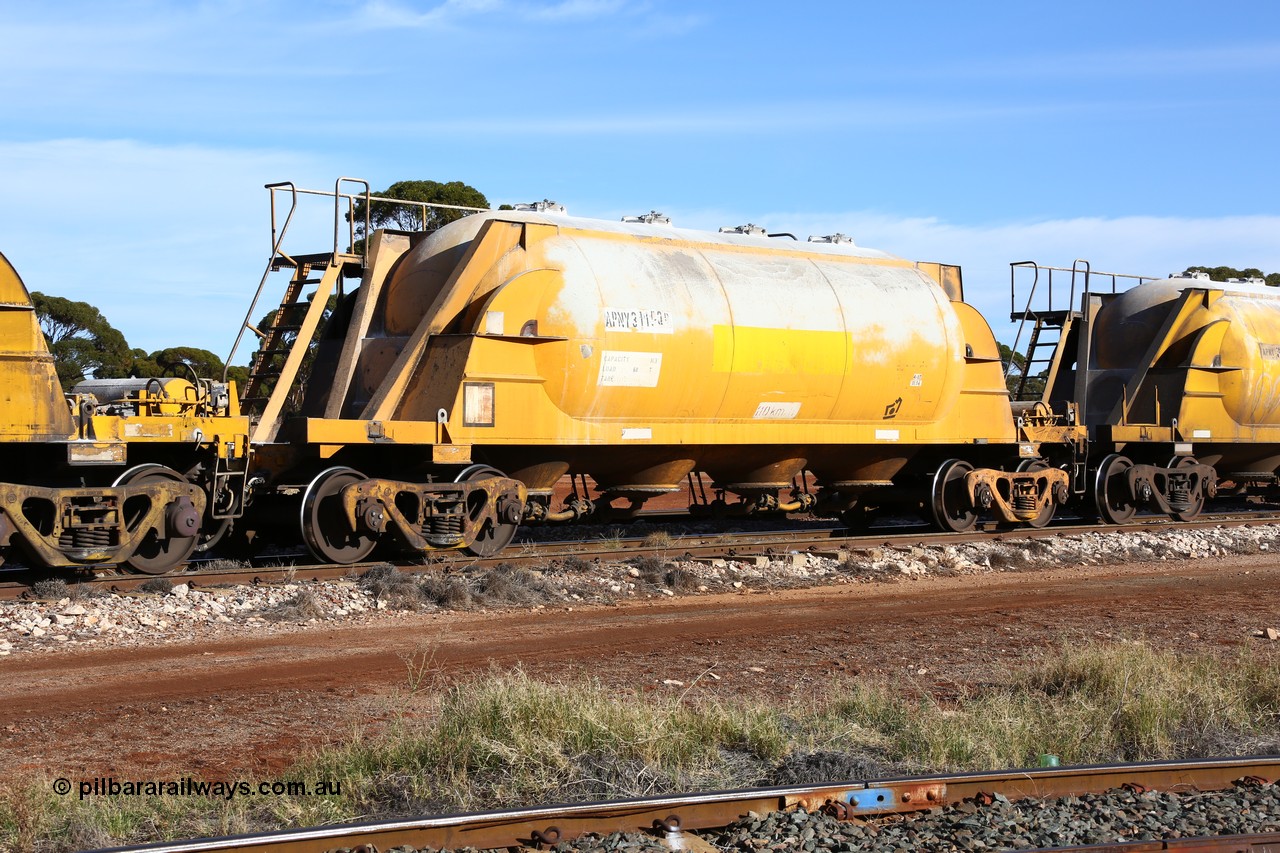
[[2, 554, 1277, 780]]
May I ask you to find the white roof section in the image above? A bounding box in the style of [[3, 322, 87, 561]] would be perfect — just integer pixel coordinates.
[[468, 209, 901, 261]]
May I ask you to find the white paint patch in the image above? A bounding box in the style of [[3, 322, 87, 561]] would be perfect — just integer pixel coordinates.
[[598, 350, 663, 387], [123, 422, 174, 438], [603, 307, 674, 334], [484, 311, 504, 335], [67, 443, 126, 465], [622, 428, 652, 440], [1193, 429, 1212, 438], [874, 429, 900, 441], [753, 401, 801, 419]]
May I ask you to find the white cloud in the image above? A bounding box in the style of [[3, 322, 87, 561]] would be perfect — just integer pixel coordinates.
[[340, 0, 693, 32], [526, 0, 628, 21], [361, 96, 1131, 137]]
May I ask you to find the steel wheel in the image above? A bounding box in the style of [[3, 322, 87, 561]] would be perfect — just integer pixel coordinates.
[[1016, 459, 1056, 529], [457, 465, 520, 557], [114, 464, 200, 575], [930, 459, 977, 533], [1093, 453, 1137, 524], [1167, 456, 1206, 522], [300, 467, 377, 564]]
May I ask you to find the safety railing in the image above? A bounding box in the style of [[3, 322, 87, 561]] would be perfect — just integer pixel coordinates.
[[1009, 259, 1155, 322], [222, 178, 490, 383], [1005, 260, 1156, 387]]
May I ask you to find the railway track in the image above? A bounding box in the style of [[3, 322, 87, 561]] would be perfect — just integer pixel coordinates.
[[91, 757, 1280, 853], [5, 508, 1280, 599]]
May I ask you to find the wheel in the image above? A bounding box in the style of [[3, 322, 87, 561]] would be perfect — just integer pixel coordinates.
[[1167, 456, 1206, 522], [300, 467, 377, 564], [456, 465, 520, 557], [930, 459, 977, 533], [113, 464, 201, 575], [1016, 459, 1056, 529], [1093, 454, 1137, 524]]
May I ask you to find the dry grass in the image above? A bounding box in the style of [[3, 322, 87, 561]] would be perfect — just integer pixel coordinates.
[[641, 530, 675, 549], [5, 641, 1280, 852], [266, 589, 326, 622], [357, 564, 422, 610], [138, 578, 174, 595]]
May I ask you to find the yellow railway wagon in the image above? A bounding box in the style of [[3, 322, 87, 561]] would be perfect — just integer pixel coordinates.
[[1029, 271, 1280, 523], [252, 208, 1073, 562], [0, 252, 250, 573]]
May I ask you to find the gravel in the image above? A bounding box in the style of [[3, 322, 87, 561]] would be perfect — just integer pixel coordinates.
[[366, 778, 1280, 852], [4, 523, 1279, 657], [705, 779, 1280, 851]]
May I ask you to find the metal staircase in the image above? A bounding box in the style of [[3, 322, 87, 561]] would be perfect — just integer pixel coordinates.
[[1007, 260, 1093, 403], [1011, 311, 1075, 402], [224, 179, 370, 444], [239, 255, 351, 443]]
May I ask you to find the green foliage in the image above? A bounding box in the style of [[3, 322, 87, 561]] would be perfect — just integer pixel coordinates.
[[1185, 265, 1280, 287], [352, 180, 489, 236], [998, 341, 1046, 398], [131, 347, 227, 380], [31, 292, 133, 388], [32, 292, 248, 391]]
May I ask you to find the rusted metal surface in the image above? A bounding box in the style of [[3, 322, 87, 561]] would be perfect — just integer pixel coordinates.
[[0, 479, 205, 569], [88, 758, 1280, 853], [966, 466, 1070, 525], [6, 506, 1280, 597], [336, 471, 526, 557]]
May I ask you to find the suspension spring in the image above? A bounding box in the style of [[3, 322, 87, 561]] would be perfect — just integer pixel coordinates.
[[425, 513, 463, 539], [1012, 489, 1038, 515], [59, 527, 116, 548]]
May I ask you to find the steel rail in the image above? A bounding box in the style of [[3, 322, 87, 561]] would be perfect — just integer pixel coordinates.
[[89, 757, 1280, 853], [5, 508, 1280, 598]]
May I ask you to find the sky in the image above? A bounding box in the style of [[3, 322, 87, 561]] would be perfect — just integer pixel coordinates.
[[2, 0, 1279, 358]]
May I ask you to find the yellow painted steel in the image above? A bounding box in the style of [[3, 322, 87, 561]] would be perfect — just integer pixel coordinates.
[[1092, 281, 1280, 443], [337, 213, 1015, 451], [0, 252, 76, 441]]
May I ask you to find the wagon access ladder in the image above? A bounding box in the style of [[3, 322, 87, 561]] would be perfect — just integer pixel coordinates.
[[224, 179, 372, 445], [1012, 311, 1077, 402], [239, 254, 353, 444]]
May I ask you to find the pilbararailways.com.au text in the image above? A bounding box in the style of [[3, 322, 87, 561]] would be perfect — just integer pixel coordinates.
[[56, 777, 342, 801]]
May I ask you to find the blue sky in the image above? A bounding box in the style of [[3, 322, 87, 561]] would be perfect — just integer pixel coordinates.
[[3, 0, 1278, 357]]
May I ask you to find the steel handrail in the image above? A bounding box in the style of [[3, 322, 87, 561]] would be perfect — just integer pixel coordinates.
[[222, 182, 299, 384], [1006, 260, 1041, 381], [332, 177, 369, 263]]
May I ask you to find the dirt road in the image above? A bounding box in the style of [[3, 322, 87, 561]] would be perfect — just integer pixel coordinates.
[[2, 555, 1275, 779]]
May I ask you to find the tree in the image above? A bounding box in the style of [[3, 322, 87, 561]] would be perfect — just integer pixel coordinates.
[[350, 180, 490, 239], [131, 346, 247, 386], [999, 341, 1046, 399], [1184, 265, 1280, 287], [31, 292, 133, 389]]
